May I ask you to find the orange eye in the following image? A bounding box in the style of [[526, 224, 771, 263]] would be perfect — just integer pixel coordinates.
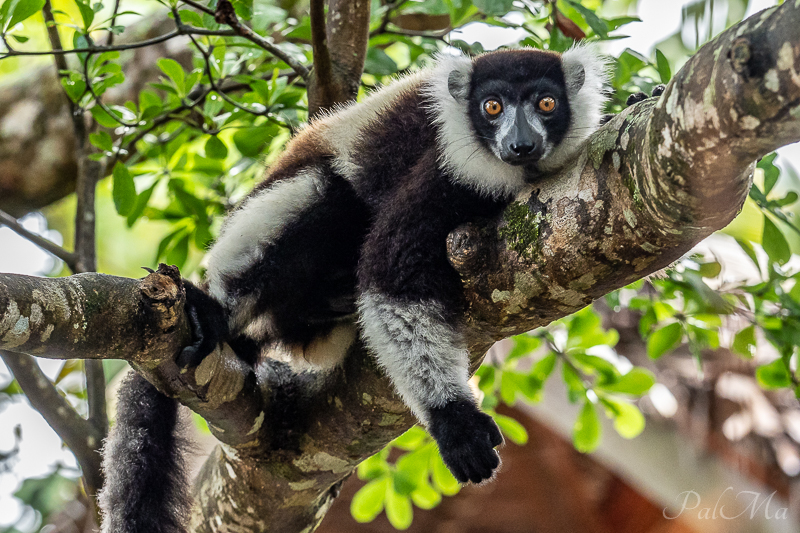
[[484, 99, 503, 116], [538, 97, 556, 113]]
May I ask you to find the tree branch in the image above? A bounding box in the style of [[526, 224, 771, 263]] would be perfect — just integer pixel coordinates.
[[307, 0, 371, 117], [0, 210, 77, 270], [213, 0, 310, 81], [0, 350, 104, 496]]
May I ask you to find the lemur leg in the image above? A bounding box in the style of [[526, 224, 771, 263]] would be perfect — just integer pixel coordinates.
[[357, 177, 504, 483], [358, 292, 503, 483]]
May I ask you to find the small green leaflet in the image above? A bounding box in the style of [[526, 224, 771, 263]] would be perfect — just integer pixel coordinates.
[[112, 162, 136, 216]]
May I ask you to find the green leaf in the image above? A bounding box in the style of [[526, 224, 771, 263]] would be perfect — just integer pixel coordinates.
[[758, 153, 780, 195], [410, 480, 441, 510], [430, 450, 459, 496], [166, 232, 190, 268], [351, 477, 388, 523], [506, 333, 541, 362], [89, 131, 113, 152], [756, 358, 792, 389], [10, 34, 29, 43], [393, 426, 428, 451], [157, 58, 186, 95], [731, 325, 756, 358], [357, 452, 390, 480], [493, 413, 528, 445], [603, 397, 646, 439], [233, 125, 278, 158], [762, 216, 791, 265], [90, 106, 122, 128], [697, 261, 721, 278], [599, 368, 656, 395], [530, 353, 557, 382], [61, 77, 86, 103], [655, 49, 671, 83], [573, 400, 601, 453], [385, 484, 413, 530], [204, 136, 229, 160], [392, 470, 417, 497], [112, 162, 136, 216], [566, 0, 608, 37], [646, 322, 682, 359], [473, 0, 514, 16], [364, 48, 398, 77], [7, 0, 45, 28], [76, 1, 95, 29]]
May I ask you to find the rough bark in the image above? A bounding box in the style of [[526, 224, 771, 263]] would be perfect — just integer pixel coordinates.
[[1, 3, 799, 533], [307, 0, 371, 117]]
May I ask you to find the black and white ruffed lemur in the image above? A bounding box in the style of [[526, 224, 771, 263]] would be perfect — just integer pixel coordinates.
[[100, 45, 610, 533]]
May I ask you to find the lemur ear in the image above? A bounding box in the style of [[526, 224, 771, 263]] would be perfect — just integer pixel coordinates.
[[448, 69, 470, 101], [563, 62, 586, 98], [561, 44, 611, 100]]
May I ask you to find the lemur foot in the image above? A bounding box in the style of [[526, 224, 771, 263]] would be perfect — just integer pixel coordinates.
[[429, 400, 503, 484], [626, 84, 666, 106], [176, 281, 227, 368]]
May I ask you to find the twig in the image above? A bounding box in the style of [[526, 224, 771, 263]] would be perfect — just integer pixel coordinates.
[[85, 360, 108, 434], [0, 210, 77, 271], [213, 0, 310, 81], [180, 0, 216, 16], [0, 350, 104, 496], [106, 0, 122, 46], [0, 27, 236, 58]]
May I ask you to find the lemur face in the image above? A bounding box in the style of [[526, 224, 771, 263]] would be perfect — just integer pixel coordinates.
[[465, 50, 573, 168]]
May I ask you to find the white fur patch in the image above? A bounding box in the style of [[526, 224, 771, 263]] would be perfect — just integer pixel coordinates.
[[422, 53, 527, 199], [358, 291, 471, 424], [315, 71, 427, 179], [538, 43, 612, 172], [206, 170, 324, 308]]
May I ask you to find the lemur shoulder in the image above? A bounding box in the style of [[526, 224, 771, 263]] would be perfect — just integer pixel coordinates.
[[101, 45, 611, 533]]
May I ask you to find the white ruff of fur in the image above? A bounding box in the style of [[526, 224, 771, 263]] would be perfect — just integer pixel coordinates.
[[358, 291, 471, 424], [205, 169, 323, 308], [422, 53, 526, 200], [538, 44, 612, 172], [315, 71, 427, 180]]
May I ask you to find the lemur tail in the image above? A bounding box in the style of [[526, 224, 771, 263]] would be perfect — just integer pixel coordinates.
[[99, 372, 191, 533]]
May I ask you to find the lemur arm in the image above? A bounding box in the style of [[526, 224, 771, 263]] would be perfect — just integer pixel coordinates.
[[356, 176, 503, 484]]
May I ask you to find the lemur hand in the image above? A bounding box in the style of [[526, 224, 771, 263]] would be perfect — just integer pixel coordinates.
[[428, 400, 504, 484]]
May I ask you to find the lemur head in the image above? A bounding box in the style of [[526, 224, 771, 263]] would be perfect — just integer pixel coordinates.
[[427, 45, 610, 198]]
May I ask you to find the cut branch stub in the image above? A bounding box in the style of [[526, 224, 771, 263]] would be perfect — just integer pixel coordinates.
[[0, 269, 186, 361]]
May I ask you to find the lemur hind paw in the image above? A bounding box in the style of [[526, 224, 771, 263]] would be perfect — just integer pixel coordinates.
[[176, 281, 227, 369], [429, 400, 504, 484]]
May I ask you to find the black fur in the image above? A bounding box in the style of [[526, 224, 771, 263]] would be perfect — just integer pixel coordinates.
[[100, 373, 191, 533], [231, 168, 370, 350], [178, 280, 231, 368], [428, 399, 503, 484], [358, 149, 507, 312]]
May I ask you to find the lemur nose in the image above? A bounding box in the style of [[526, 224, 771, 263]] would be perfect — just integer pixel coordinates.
[[510, 143, 534, 155]]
